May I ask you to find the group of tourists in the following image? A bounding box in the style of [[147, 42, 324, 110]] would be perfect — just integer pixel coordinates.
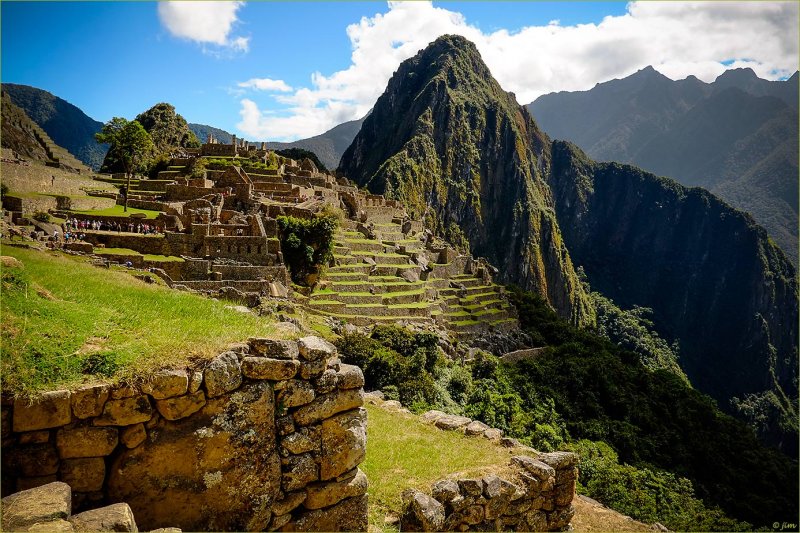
[[64, 217, 160, 235]]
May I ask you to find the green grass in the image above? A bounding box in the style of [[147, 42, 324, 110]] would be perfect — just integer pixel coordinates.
[[69, 205, 161, 219], [94, 247, 140, 256], [363, 402, 514, 532], [0, 246, 287, 395], [142, 254, 184, 262]]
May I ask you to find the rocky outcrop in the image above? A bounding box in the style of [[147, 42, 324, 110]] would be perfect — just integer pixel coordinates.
[[548, 140, 798, 444], [400, 453, 578, 531], [1, 337, 369, 532], [339, 35, 593, 326]]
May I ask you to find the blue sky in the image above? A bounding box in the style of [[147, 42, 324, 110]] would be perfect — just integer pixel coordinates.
[[2, 2, 797, 141]]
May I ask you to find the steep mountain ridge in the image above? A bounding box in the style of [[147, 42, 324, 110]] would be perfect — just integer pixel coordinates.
[[528, 68, 799, 259], [2, 83, 107, 170], [339, 35, 592, 326]]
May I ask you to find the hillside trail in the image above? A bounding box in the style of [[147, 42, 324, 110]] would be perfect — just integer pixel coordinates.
[[571, 494, 653, 532]]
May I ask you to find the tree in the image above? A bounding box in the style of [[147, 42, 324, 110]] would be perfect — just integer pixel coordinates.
[[95, 118, 154, 212]]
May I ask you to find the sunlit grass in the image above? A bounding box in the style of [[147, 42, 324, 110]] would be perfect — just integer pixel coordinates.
[[1, 246, 288, 396]]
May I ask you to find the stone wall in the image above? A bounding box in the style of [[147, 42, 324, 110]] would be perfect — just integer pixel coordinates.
[[0, 336, 369, 532], [400, 453, 577, 532]]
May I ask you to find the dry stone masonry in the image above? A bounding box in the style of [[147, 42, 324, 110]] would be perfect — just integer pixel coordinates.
[[400, 453, 578, 532], [0, 336, 368, 532]]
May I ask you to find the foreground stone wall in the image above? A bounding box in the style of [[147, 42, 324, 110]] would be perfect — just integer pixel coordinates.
[[400, 453, 577, 532], [1, 336, 368, 532]]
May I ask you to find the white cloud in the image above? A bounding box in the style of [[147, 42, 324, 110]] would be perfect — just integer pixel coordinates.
[[237, 1, 798, 141], [238, 78, 293, 92], [158, 1, 249, 52]]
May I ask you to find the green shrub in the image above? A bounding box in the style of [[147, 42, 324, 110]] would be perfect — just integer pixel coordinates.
[[276, 211, 338, 285], [32, 211, 51, 223]]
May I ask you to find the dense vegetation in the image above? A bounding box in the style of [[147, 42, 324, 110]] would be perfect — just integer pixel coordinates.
[[276, 209, 339, 285], [203, 156, 278, 173], [336, 289, 798, 530]]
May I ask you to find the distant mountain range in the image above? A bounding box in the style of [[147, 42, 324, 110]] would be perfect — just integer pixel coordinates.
[[2, 83, 107, 170], [189, 117, 366, 171], [527, 67, 799, 260]]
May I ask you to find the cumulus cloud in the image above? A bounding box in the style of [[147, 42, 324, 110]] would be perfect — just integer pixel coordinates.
[[158, 1, 249, 52], [237, 1, 798, 140], [238, 78, 293, 92]]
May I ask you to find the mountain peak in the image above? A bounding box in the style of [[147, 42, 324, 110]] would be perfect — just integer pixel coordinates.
[[715, 67, 759, 83]]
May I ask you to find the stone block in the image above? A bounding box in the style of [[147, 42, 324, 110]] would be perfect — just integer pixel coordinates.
[[290, 493, 368, 532], [320, 407, 367, 480], [537, 451, 578, 470], [27, 518, 75, 531], [546, 504, 575, 530], [188, 371, 203, 394], [69, 503, 137, 532], [248, 338, 299, 359], [431, 479, 460, 504], [300, 359, 326, 379], [485, 494, 510, 520], [272, 491, 306, 516], [335, 364, 364, 390], [56, 426, 118, 458], [155, 391, 206, 421], [110, 386, 138, 399], [19, 431, 50, 445], [120, 423, 147, 449], [298, 336, 336, 362], [483, 427, 503, 440], [434, 414, 471, 431], [458, 478, 483, 497], [241, 357, 299, 380], [314, 369, 337, 394], [60, 457, 105, 492], [304, 468, 368, 510], [482, 474, 502, 498], [419, 410, 446, 424], [141, 369, 189, 399], [511, 455, 555, 481], [525, 510, 547, 531], [71, 385, 110, 419], [281, 425, 320, 455], [464, 420, 490, 436], [93, 396, 152, 426], [270, 513, 292, 531], [277, 380, 315, 408], [293, 388, 363, 427], [282, 453, 318, 491], [12, 444, 59, 476], [401, 489, 444, 532], [555, 479, 576, 506], [13, 391, 71, 432], [276, 415, 295, 436], [204, 351, 242, 398], [0, 481, 71, 531]]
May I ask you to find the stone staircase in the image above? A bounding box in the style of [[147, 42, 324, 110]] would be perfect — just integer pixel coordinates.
[[29, 123, 91, 174], [298, 220, 518, 335]]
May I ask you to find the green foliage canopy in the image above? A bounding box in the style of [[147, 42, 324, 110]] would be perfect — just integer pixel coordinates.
[[277, 210, 338, 285], [95, 118, 154, 177]]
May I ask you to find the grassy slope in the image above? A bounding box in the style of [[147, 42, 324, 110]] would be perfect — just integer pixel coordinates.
[[1, 246, 286, 395], [69, 205, 161, 219]]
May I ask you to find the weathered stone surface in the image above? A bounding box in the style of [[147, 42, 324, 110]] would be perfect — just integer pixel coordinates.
[[120, 423, 147, 449], [27, 518, 74, 531], [69, 503, 137, 532], [270, 513, 292, 531], [512, 455, 556, 481], [314, 369, 338, 394], [241, 357, 299, 380], [282, 453, 318, 491], [248, 338, 299, 360], [525, 509, 547, 531], [434, 414, 471, 431], [110, 386, 138, 400], [60, 457, 105, 492], [282, 426, 320, 455], [501, 437, 523, 448], [107, 381, 281, 532], [56, 427, 118, 458], [0, 481, 71, 531], [458, 478, 483, 496], [298, 336, 336, 362], [335, 364, 365, 390], [304, 468, 368, 510], [276, 415, 295, 436], [321, 408, 367, 480], [482, 474, 502, 498], [401, 489, 445, 532], [506, 497, 532, 515], [277, 380, 315, 408], [203, 351, 242, 398], [155, 391, 206, 421], [272, 491, 306, 516], [71, 385, 110, 419], [483, 427, 503, 440], [485, 493, 510, 520], [538, 451, 578, 470], [288, 493, 368, 532], [431, 479, 460, 504], [420, 410, 446, 423], [141, 369, 189, 400], [13, 391, 71, 432], [464, 420, 490, 436], [18, 431, 50, 445], [11, 444, 59, 476], [546, 504, 575, 530], [299, 359, 326, 379], [188, 371, 203, 394], [94, 396, 152, 426], [293, 388, 363, 426], [555, 479, 577, 506], [383, 400, 403, 410]]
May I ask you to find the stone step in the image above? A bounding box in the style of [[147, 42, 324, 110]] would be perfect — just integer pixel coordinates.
[[333, 245, 350, 255], [473, 308, 510, 321], [463, 299, 506, 311], [449, 277, 486, 288], [310, 292, 383, 305], [327, 264, 373, 274], [324, 272, 369, 282], [339, 239, 385, 253], [328, 280, 426, 293], [332, 255, 360, 266], [371, 264, 421, 277], [381, 289, 427, 305], [350, 251, 415, 265], [303, 307, 434, 327]]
